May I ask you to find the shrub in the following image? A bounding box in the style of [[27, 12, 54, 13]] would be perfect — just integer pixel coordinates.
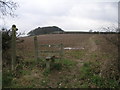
[[2, 28, 12, 67], [2, 70, 13, 87], [2, 29, 12, 52]]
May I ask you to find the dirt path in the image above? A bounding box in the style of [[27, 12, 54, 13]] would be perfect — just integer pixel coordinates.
[[75, 34, 98, 64], [67, 35, 99, 81], [88, 35, 98, 52]]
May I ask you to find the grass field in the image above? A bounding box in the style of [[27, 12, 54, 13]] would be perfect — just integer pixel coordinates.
[[3, 34, 119, 88]]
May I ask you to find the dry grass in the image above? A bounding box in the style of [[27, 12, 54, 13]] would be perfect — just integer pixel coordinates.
[[7, 34, 119, 88]]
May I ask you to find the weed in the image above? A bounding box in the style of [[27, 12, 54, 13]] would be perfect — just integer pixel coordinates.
[[58, 58, 77, 67], [80, 62, 93, 79], [40, 78, 49, 87], [36, 58, 46, 68], [68, 50, 86, 59], [0, 72, 1, 87], [52, 63, 62, 70], [25, 84, 35, 88], [95, 40, 100, 45], [2, 70, 13, 87], [90, 75, 104, 87], [80, 83, 89, 88], [79, 61, 119, 88], [43, 69, 50, 76], [90, 53, 98, 59], [42, 58, 77, 77], [21, 70, 31, 75]]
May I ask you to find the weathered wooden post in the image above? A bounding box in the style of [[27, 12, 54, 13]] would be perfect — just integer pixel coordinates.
[[34, 36, 39, 62], [60, 43, 64, 59], [46, 56, 51, 71], [11, 25, 17, 70], [118, 30, 120, 73]]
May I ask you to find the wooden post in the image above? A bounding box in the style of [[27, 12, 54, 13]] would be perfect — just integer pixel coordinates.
[[60, 43, 64, 59], [11, 25, 17, 71], [46, 60, 50, 71], [46, 57, 51, 71], [34, 36, 39, 62], [118, 33, 120, 73]]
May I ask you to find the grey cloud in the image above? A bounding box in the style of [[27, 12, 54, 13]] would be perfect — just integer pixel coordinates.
[[69, 2, 117, 23], [2, 0, 118, 33]]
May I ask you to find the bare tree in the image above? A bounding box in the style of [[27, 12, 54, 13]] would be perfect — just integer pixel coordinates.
[[0, 0, 17, 17]]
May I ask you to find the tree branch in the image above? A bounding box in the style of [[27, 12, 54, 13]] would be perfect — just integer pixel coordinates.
[[0, 0, 18, 17]]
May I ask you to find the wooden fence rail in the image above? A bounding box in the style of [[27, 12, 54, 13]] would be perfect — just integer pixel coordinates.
[[34, 36, 64, 61]]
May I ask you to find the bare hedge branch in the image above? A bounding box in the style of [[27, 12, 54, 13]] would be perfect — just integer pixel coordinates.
[[0, 0, 18, 17]]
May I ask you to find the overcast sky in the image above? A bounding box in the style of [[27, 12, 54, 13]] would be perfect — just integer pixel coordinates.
[[0, 0, 119, 34]]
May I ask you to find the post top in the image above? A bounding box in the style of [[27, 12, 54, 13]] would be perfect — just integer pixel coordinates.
[[12, 25, 18, 31], [12, 25, 16, 28]]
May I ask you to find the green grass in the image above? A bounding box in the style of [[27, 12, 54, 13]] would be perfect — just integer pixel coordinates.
[[101, 53, 113, 59], [40, 77, 49, 87], [79, 83, 89, 88], [89, 52, 115, 61], [79, 61, 119, 88], [43, 58, 77, 76], [89, 52, 98, 59], [21, 70, 31, 75], [0, 71, 2, 87], [67, 50, 86, 59], [2, 70, 13, 87], [95, 40, 101, 45], [56, 58, 77, 68]]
